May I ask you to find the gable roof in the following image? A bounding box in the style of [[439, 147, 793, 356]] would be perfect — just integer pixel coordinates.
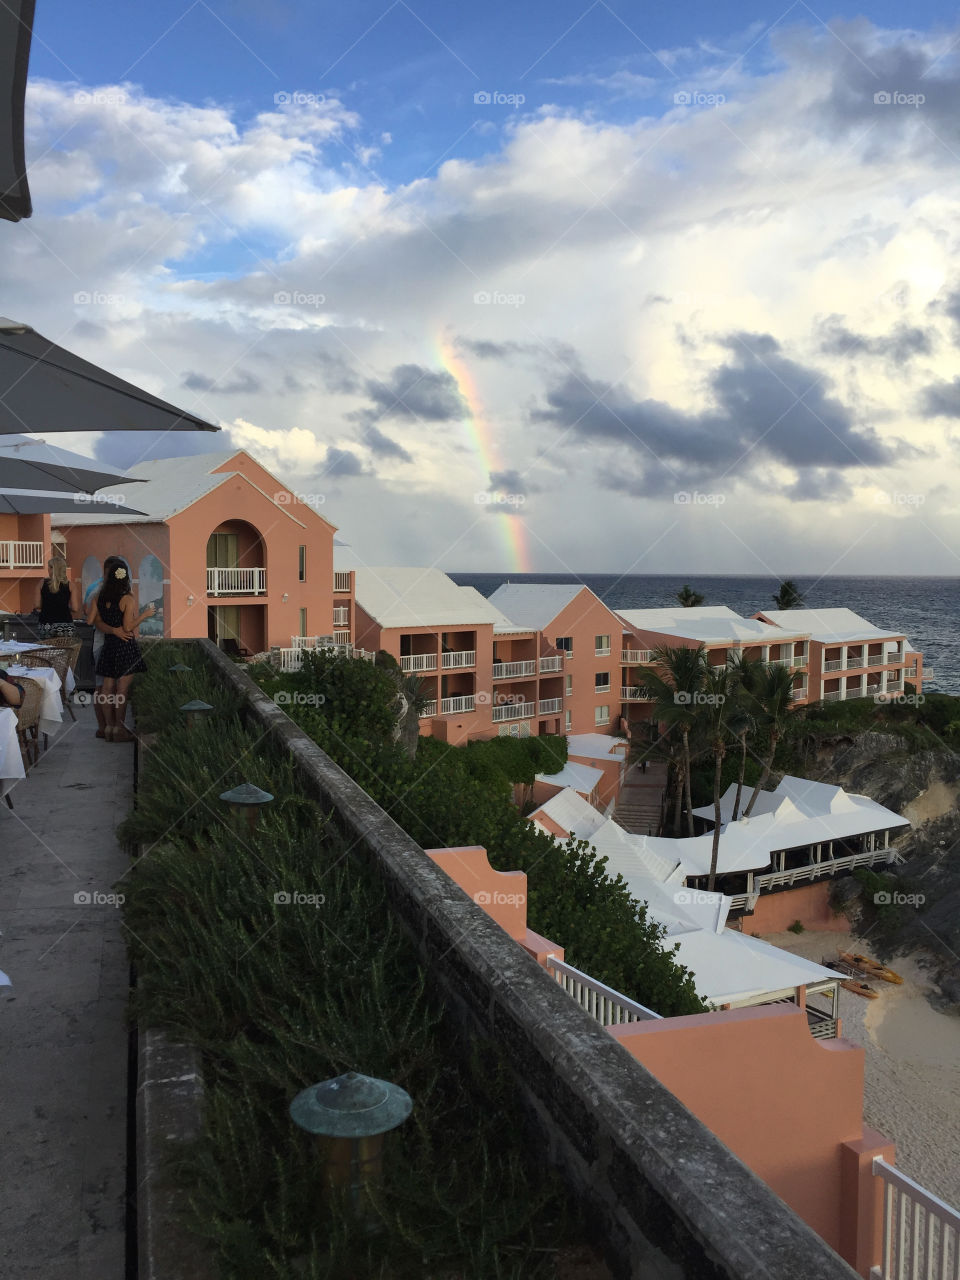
[[757, 607, 903, 644], [488, 582, 592, 630], [618, 605, 804, 645], [354, 567, 510, 629]]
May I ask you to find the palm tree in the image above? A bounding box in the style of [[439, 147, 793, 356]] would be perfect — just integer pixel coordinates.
[[741, 664, 800, 816], [393, 673, 430, 759], [772, 579, 804, 610], [676, 583, 705, 608], [701, 666, 732, 892], [725, 653, 763, 822], [639, 643, 707, 836]]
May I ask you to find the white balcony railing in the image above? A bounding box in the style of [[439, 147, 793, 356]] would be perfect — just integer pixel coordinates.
[[492, 660, 536, 679], [538, 698, 562, 714], [333, 571, 352, 592], [867, 654, 886, 667], [871, 1157, 960, 1280], [275, 643, 376, 672], [595, 681, 612, 693], [791, 687, 808, 701], [0, 540, 44, 569], [333, 607, 350, 626], [595, 646, 612, 657], [333, 630, 351, 643], [769, 656, 798, 668], [622, 649, 653, 664], [539, 655, 563, 672], [904, 667, 918, 679], [441, 650, 475, 669], [823, 690, 843, 701], [400, 653, 438, 672], [206, 566, 266, 596], [823, 658, 843, 672], [419, 700, 437, 719], [621, 687, 650, 701], [492, 702, 535, 722], [546, 957, 661, 1026], [883, 681, 902, 694], [440, 694, 475, 714]]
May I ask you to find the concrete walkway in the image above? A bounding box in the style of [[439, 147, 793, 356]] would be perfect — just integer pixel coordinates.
[[0, 704, 130, 1279], [612, 761, 668, 836]]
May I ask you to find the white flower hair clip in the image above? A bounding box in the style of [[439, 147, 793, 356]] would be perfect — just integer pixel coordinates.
[[115, 567, 127, 580]]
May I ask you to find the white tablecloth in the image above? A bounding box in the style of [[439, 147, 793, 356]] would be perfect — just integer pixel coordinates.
[[0, 706, 25, 799], [3, 665, 64, 738]]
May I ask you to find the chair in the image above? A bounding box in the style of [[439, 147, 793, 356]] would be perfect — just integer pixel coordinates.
[[221, 638, 252, 660], [17, 648, 69, 749], [31, 637, 82, 720], [15, 678, 43, 769]]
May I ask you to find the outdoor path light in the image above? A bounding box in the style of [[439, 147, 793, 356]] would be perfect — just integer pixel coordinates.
[[179, 698, 213, 728], [168, 663, 191, 673], [289, 1071, 412, 1224], [219, 781, 274, 833]]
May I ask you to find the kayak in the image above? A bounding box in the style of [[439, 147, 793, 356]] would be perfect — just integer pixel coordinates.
[[840, 978, 879, 999], [839, 951, 903, 985]]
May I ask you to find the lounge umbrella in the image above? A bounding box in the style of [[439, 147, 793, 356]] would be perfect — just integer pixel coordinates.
[[0, 319, 219, 434], [0, 487, 145, 516], [0, 0, 35, 222], [0, 434, 142, 494]]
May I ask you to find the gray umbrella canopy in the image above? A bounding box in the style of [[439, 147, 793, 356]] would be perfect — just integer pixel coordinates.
[[0, 487, 145, 516], [0, 434, 142, 493], [0, 0, 34, 222], [0, 319, 219, 434]]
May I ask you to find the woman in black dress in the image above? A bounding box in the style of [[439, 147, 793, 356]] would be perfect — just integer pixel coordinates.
[[92, 563, 155, 742], [35, 555, 79, 632]]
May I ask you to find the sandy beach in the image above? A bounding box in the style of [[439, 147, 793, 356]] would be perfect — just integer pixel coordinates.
[[761, 927, 960, 1210]]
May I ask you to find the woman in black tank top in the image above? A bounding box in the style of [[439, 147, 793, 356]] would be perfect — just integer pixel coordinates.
[[36, 555, 79, 626]]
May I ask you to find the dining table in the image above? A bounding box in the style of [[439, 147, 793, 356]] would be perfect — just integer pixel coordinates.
[[0, 705, 25, 800], [0, 640, 77, 697], [0, 662, 66, 740]]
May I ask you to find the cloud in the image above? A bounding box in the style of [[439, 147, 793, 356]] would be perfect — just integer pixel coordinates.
[[488, 468, 539, 495], [817, 316, 933, 366], [920, 379, 960, 418], [362, 424, 413, 462], [356, 364, 467, 423], [183, 370, 263, 394]]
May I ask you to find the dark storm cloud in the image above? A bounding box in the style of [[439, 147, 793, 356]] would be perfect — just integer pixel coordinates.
[[358, 364, 467, 422], [533, 332, 910, 496], [488, 469, 540, 496], [782, 469, 854, 502], [817, 316, 933, 365], [920, 378, 960, 418], [182, 369, 262, 395], [92, 429, 225, 472], [362, 424, 413, 463], [320, 447, 369, 478], [928, 281, 960, 343]]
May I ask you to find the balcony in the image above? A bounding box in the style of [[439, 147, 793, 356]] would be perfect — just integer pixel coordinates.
[[492, 702, 535, 722], [595, 681, 611, 693], [845, 655, 864, 669], [333, 630, 351, 644], [492, 660, 536, 679], [400, 653, 438, 673], [620, 687, 650, 701], [441, 650, 475, 669], [206, 567, 266, 596], [866, 654, 886, 667], [622, 649, 653, 664], [904, 666, 918, 679], [595, 646, 611, 657], [539, 655, 563, 672], [884, 681, 902, 694], [823, 658, 843, 672], [791, 687, 808, 701], [419, 700, 437, 719], [333, 571, 352, 592], [538, 698, 562, 714], [333, 607, 350, 626], [440, 694, 475, 714], [0, 540, 44, 570]]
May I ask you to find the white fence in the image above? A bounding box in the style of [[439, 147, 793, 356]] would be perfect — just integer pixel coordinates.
[[492, 660, 536, 679], [441, 650, 475, 669], [0, 540, 44, 569], [333, 572, 352, 591], [275, 641, 375, 672], [206, 566, 266, 595], [871, 1158, 960, 1280], [440, 694, 474, 714], [492, 702, 535, 722], [539, 698, 562, 714], [400, 653, 438, 672], [621, 649, 653, 664], [539, 655, 563, 672], [546, 957, 661, 1025]]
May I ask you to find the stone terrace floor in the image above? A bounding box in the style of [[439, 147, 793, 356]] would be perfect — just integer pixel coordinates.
[[0, 704, 129, 1279]]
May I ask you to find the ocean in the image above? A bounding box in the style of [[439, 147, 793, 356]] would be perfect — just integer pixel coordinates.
[[449, 573, 960, 696]]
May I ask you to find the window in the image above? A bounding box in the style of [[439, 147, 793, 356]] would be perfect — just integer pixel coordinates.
[[298, 546, 306, 582], [565, 674, 573, 696], [595, 705, 610, 726], [556, 636, 573, 655], [564, 709, 572, 731], [595, 634, 611, 655], [299, 608, 307, 636], [595, 672, 611, 692]]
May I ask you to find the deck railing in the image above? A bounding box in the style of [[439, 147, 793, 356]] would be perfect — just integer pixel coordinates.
[[492, 660, 536, 679], [492, 702, 535, 722], [538, 697, 562, 714], [440, 694, 475, 714], [823, 658, 844, 672], [333, 571, 352, 592], [419, 700, 437, 719], [333, 607, 350, 626], [206, 566, 266, 596], [0, 540, 44, 569], [400, 653, 438, 672], [753, 847, 898, 893], [620, 686, 650, 701], [539, 655, 563, 672], [546, 957, 661, 1025], [441, 650, 475, 669], [621, 649, 653, 664], [871, 1157, 960, 1280], [275, 642, 375, 672]]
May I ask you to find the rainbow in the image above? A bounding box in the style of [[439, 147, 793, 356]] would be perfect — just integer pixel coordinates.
[[435, 335, 533, 572]]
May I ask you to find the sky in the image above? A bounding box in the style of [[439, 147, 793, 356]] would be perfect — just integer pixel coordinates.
[[4, 0, 960, 575]]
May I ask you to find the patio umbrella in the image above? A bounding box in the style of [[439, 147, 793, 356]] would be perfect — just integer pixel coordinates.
[[0, 0, 35, 222], [0, 319, 219, 434], [0, 487, 145, 516], [0, 434, 143, 494]]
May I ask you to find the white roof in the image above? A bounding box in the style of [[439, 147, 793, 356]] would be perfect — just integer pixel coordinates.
[[51, 451, 239, 524], [488, 582, 588, 629], [457, 586, 532, 634], [566, 733, 629, 762], [669, 929, 838, 1007], [759, 608, 903, 644], [354, 567, 509, 629], [535, 761, 605, 797], [618, 605, 804, 645], [531, 786, 607, 838]]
